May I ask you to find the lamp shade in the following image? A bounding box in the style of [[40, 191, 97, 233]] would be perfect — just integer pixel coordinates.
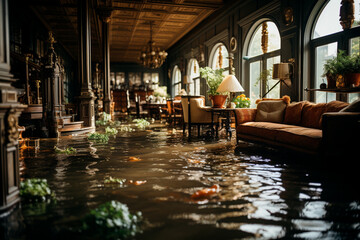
[[273, 63, 291, 79], [216, 75, 244, 93]]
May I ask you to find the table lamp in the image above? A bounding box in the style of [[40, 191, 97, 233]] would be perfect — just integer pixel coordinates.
[[216, 75, 244, 108]]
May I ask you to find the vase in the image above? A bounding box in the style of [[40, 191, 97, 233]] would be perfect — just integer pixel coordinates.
[[210, 95, 227, 108], [326, 73, 336, 89], [344, 73, 360, 87]]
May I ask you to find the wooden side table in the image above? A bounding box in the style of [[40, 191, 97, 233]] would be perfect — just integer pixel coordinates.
[[205, 108, 237, 139]]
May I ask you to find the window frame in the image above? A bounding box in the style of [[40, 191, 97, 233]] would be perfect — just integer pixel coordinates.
[[209, 42, 230, 73], [245, 20, 281, 102], [172, 65, 181, 96], [187, 58, 200, 96], [309, 1, 360, 102]]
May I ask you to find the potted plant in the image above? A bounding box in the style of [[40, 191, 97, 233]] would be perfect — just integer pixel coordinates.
[[322, 50, 360, 88], [199, 67, 226, 108]]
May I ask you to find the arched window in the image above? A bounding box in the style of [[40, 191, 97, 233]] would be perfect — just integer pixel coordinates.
[[310, 0, 360, 103], [187, 59, 200, 95], [210, 43, 229, 76], [172, 65, 181, 96], [246, 21, 281, 107]]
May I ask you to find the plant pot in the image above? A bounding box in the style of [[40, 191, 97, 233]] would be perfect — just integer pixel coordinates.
[[326, 73, 336, 89], [344, 73, 360, 87], [210, 95, 227, 108]]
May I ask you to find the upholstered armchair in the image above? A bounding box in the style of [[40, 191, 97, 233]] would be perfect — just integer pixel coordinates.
[[181, 96, 219, 137]]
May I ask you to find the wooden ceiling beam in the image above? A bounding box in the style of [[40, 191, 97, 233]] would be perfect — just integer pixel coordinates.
[[112, 6, 199, 16], [114, 0, 222, 9]]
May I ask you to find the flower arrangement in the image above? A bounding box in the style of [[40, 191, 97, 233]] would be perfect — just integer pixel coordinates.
[[232, 94, 250, 108]]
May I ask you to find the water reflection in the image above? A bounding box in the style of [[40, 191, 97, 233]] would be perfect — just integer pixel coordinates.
[[2, 125, 359, 239]]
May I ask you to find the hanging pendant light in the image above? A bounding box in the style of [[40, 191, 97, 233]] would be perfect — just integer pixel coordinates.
[[140, 21, 168, 69]]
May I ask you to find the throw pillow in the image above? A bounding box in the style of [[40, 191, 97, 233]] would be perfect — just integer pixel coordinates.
[[283, 101, 306, 125], [339, 98, 360, 112], [325, 100, 349, 112], [301, 102, 327, 129], [255, 100, 287, 123]]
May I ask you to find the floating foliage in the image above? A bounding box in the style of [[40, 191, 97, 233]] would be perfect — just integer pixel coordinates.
[[20, 178, 55, 202], [104, 177, 126, 186], [96, 112, 112, 126], [87, 132, 109, 143], [54, 146, 77, 154], [133, 119, 150, 129], [105, 126, 118, 135], [118, 125, 134, 132], [82, 200, 143, 239]]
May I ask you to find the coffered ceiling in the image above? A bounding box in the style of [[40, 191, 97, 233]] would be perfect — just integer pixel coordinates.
[[27, 0, 224, 63], [110, 0, 223, 62]]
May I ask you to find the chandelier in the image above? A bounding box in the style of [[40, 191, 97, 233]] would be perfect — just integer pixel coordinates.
[[140, 21, 168, 69]]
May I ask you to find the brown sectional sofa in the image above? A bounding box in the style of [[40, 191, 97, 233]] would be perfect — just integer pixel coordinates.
[[234, 100, 360, 154]]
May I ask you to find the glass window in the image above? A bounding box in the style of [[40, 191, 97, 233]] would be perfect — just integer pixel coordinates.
[[172, 66, 181, 96], [313, 0, 360, 39], [151, 73, 159, 90], [310, 0, 360, 103], [115, 72, 125, 89], [129, 72, 141, 87], [315, 43, 337, 102], [247, 21, 281, 107], [210, 44, 229, 76], [188, 59, 200, 95]]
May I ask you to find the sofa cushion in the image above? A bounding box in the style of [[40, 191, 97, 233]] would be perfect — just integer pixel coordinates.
[[237, 122, 322, 151], [325, 100, 349, 113], [236, 122, 300, 141], [276, 126, 322, 151], [339, 98, 360, 112], [300, 102, 327, 129], [255, 100, 287, 123], [283, 101, 306, 125]]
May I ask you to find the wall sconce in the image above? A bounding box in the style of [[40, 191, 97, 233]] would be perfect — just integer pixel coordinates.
[[262, 59, 294, 98]]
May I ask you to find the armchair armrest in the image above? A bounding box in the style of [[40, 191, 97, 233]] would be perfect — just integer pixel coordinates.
[[234, 108, 257, 125], [322, 112, 360, 154]]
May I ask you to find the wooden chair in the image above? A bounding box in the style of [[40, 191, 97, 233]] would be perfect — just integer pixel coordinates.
[[166, 98, 183, 126]]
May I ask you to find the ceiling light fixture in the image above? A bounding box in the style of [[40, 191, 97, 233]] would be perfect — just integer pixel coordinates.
[[140, 21, 168, 69]]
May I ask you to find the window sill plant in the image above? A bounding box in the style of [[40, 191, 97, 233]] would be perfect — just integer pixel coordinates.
[[322, 50, 360, 88]]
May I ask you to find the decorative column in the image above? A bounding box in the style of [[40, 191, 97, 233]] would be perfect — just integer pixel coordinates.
[[98, 5, 113, 114], [0, 0, 26, 213], [78, 0, 96, 128], [42, 32, 61, 138]]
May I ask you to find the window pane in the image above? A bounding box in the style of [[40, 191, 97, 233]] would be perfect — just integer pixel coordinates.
[[349, 37, 360, 101], [267, 22, 281, 52], [151, 73, 159, 83], [129, 72, 141, 87], [248, 21, 280, 57], [173, 66, 181, 96], [189, 59, 199, 95], [250, 61, 261, 107], [266, 56, 281, 99], [313, 0, 360, 39], [315, 43, 337, 102]]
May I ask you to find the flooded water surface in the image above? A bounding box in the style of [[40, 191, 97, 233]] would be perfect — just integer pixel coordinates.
[[2, 124, 360, 239]]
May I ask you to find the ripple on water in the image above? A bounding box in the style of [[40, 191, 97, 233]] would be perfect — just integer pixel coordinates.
[[7, 125, 360, 239]]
